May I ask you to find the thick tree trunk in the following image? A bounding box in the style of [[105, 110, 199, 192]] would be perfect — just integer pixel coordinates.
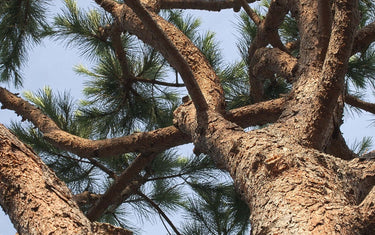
[[0, 124, 131, 234], [174, 107, 375, 234]]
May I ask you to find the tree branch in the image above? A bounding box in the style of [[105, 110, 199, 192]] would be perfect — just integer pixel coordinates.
[[137, 190, 181, 235], [238, 0, 261, 25], [0, 86, 285, 157], [247, 0, 290, 102], [86, 153, 157, 221], [122, 0, 208, 112], [250, 47, 298, 83], [281, 0, 359, 150], [345, 94, 375, 115], [225, 97, 285, 127], [132, 76, 185, 87], [352, 21, 375, 54], [94, 0, 120, 14], [160, 0, 256, 11], [0, 86, 191, 157]]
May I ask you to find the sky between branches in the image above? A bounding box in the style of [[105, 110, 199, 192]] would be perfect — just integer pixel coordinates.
[[0, 1, 374, 234]]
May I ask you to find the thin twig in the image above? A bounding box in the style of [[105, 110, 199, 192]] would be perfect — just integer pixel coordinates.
[[137, 191, 181, 235], [122, 0, 208, 112]]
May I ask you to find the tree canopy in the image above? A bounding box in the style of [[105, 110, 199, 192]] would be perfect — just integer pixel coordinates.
[[1, 0, 375, 234]]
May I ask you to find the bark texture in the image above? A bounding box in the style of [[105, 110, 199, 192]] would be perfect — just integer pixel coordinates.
[[1, 0, 375, 234], [0, 124, 131, 234]]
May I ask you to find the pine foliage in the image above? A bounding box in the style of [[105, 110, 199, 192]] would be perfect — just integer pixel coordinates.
[[2, 0, 375, 234], [0, 0, 50, 86]]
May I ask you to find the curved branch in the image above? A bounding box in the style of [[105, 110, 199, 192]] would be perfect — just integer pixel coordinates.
[[94, 0, 120, 14], [122, 0, 208, 112], [160, 0, 255, 11], [352, 21, 375, 54], [250, 47, 298, 82], [0, 86, 190, 157], [0, 86, 285, 157], [247, 0, 290, 102], [345, 94, 375, 115]]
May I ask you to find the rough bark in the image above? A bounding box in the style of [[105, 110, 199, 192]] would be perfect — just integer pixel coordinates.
[[0, 86, 284, 157], [1, 0, 375, 234], [0, 124, 131, 234]]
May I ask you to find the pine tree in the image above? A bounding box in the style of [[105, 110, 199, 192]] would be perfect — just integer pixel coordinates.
[[1, 0, 375, 234]]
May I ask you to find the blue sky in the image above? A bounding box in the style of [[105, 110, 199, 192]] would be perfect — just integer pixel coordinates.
[[1, 2, 374, 234]]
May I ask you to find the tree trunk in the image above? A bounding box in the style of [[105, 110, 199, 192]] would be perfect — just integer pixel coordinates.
[[0, 124, 131, 234], [1, 0, 375, 234]]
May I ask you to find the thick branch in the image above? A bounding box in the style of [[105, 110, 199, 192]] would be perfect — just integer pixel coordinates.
[[345, 94, 375, 115], [122, 0, 208, 112], [86, 153, 157, 221], [352, 21, 375, 53], [248, 0, 290, 102], [225, 97, 285, 127], [250, 47, 298, 83], [160, 0, 255, 11], [94, 0, 120, 13], [281, 0, 359, 149], [0, 86, 284, 156]]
